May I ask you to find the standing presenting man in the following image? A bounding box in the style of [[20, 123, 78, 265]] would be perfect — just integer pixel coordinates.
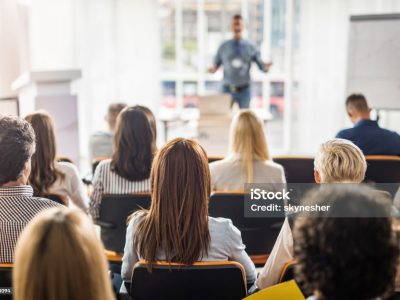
[[209, 14, 272, 109]]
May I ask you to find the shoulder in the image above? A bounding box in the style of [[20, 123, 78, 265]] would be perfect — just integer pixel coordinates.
[[97, 159, 112, 171], [56, 161, 80, 176], [243, 40, 258, 50], [262, 160, 285, 171], [32, 196, 64, 208], [208, 216, 236, 232], [380, 127, 400, 137], [210, 158, 237, 171], [336, 127, 353, 138], [127, 210, 148, 230], [219, 40, 232, 49]]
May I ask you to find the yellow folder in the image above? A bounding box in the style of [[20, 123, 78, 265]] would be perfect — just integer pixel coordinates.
[[244, 280, 305, 300]]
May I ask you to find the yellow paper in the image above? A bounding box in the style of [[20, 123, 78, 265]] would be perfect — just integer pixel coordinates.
[[244, 280, 305, 300]]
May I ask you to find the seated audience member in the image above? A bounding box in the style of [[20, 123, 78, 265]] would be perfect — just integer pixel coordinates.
[[336, 93, 400, 155], [294, 186, 398, 300], [209, 110, 285, 190], [89, 105, 156, 219], [255, 138, 367, 290], [0, 115, 62, 263], [13, 207, 115, 300], [25, 111, 89, 210], [89, 102, 127, 162], [121, 138, 256, 291]]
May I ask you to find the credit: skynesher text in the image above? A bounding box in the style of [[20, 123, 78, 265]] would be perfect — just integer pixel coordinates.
[[250, 203, 331, 213]]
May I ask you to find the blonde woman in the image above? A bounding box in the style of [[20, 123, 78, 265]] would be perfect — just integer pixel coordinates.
[[13, 208, 115, 300], [255, 138, 367, 290], [209, 110, 285, 190]]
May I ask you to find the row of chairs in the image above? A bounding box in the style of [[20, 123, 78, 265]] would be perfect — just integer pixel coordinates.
[[0, 260, 296, 300], [208, 155, 400, 184], [98, 192, 284, 265], [92, 155, 400, 184]]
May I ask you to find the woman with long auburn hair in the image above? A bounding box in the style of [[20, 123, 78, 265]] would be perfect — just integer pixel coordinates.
[[13, 207, 115, 300], [25, 111, 88, 210], [209, 109, 285, 190], [121, 138, 256, 287], [89, 105, 157, 219]]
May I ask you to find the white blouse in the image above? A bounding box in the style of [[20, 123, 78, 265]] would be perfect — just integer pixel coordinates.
[[46, 162, 89, 211], [209, 157, 286, 191]]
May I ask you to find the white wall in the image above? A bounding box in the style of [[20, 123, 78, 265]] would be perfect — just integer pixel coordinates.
[[0, 0, 29, 97], [294, 0, 400, 154], [0, 0, 160, 170]]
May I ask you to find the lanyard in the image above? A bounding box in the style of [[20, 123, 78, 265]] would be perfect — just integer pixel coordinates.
[[233, 39, 243, 56]]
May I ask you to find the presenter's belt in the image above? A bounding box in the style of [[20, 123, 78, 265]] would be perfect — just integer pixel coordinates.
[[224, 84, 250, 93]]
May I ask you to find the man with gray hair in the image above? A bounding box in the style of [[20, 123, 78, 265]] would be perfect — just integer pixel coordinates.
[[0, 115, 61, 263]]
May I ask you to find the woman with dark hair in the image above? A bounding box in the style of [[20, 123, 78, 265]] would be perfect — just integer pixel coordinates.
[[25, 111, 88, 210], [89, 105, 157, 219], [121, 138, 256, 290], [293, 185, 399, 300]]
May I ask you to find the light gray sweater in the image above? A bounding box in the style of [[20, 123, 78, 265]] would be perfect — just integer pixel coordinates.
[[121, 214, 257, 284]]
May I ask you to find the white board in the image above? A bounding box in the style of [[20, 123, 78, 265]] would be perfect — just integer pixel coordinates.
[[347, 14, 400, 110]]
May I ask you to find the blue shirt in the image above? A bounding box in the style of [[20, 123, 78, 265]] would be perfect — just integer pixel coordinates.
[[336, 120, 400, 155], [214, 38, 266, 87]]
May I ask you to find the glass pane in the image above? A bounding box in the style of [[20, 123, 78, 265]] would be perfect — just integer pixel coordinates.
[[251, 81, 263, 108], [182, 2, 198, 72], [270, 0, 286, 74], [247, 0, 264, 49], [161, 81, 176, 108], [183, 81, 198, 108], [205, 80, 220, 93], [159, 0, 176, 71]]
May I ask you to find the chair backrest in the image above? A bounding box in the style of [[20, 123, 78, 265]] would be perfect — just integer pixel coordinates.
[[364, 156, 400, 195], [130, 261, 247, 300], [99, 193, 151, 253], [209, 192, 284, 255], [279, 260, 297, 283], [0, 264, 13, 300], [273, 156, 315, 183]]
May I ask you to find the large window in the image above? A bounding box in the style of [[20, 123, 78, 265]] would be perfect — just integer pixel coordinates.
[[158, 0, 300, 153]]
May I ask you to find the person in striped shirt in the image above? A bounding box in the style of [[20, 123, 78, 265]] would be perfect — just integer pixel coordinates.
[[89, 106, 157, 219], [0, 115, 62, 263]]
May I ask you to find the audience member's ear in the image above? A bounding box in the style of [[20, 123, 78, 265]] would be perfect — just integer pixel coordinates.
[[314, 169, 321, 184]]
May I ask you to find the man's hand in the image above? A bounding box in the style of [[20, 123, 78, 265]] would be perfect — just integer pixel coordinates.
[[208, 65, 218, 74], [264, 62, 273, 71]]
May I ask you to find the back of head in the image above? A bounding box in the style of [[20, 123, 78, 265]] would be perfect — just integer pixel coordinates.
[[13, 208, 115, 300], [294, 185, 398, 300], [229, 110, 270, 182], [25, 111, 63, 196], [111, 105, 156, 181], [0, 115, 35, 186], [135, 138, 211, 266], [107, 102, 127, 131], [314, 138, 366, 183], [346, 94, 370, 114]]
